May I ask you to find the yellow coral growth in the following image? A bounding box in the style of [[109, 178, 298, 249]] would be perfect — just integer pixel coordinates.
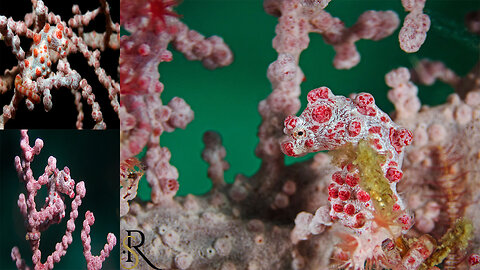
[[330, 142, 357, 168], [330, 140, 396, 220], [422, 218, 473, 268], [353, 140, 394, 217]]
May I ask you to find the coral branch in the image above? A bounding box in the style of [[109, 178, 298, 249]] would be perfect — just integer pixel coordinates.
[[399, 0, 430, 52], [410, 59, 480, 102], [81, 211, 117, 270], [202, 131, 230, 187], [386, 67, 421, 120]]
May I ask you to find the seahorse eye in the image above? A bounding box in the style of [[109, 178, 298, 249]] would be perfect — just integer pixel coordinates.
[[294, 129, 306, 139]]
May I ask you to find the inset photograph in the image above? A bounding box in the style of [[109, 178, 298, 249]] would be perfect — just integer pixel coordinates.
[[0, 0, 119, 129], [0, 129, 119, 269]]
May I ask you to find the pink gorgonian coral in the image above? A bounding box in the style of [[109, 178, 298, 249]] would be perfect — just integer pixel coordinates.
[[120, 0, 233, 207], [10, 130, 116, 270]]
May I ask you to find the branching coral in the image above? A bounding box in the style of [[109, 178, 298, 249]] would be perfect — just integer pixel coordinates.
[[10, 130, 116, 269], [385, 63, 480, 269], [119, 0, 232, 208]]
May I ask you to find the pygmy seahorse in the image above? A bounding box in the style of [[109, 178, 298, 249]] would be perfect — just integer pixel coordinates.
[[281, 87, 415, 268]]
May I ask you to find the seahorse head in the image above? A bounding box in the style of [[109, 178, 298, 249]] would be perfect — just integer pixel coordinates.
[[281, 87, 335, 157]]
